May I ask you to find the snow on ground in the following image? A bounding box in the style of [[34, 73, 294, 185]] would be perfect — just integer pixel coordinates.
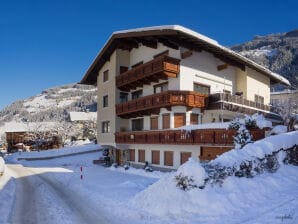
[[1, 132, 298, 223]]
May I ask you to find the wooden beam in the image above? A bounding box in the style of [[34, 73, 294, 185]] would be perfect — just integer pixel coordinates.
[[181, 50, 193, 59], [157, 37, 179, 50], [217, 63, 228, 71]]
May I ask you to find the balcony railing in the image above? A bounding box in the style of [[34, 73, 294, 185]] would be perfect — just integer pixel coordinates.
[[115, 128, 265, 145], [116, 90, 208, 118], [116, 55, 180, 91], [208, 93, 270, 114]]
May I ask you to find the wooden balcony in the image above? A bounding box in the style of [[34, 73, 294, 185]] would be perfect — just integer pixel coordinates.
[[116, 90, 208, 118], [115, 128, 265, 145], [116, 55, 180, 91], [208, 93, 270, 114]]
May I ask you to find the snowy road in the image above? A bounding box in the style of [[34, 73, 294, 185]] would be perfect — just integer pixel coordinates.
[[7, 164, 113, 224]]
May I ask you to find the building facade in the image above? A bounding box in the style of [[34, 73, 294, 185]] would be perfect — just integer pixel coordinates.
[[81, 25, 289, 169]]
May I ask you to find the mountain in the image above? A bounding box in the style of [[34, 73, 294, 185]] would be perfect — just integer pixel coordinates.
[[231, 29, 298, 89], [0, 83, 97, 125]]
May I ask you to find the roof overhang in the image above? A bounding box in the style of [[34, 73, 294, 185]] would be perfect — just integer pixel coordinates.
[[80, 25, 290, 86]]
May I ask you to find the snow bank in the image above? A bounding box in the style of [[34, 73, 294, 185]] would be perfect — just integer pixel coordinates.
[[176, 158, 207, 187], [5, 143, 101, 162], [269, 125, 287, 135], [211, 131, 298, 168], [0, 157, 5, 175], [64, 139, 91, 147]]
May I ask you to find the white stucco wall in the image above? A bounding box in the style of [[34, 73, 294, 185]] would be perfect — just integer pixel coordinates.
[[179, 51, 236, 94]]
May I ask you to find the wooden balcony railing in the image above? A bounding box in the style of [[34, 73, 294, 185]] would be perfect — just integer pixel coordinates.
[[116, 90, 208, 118], [115, 128, 265, 145], [116, 55, 180, 91], [208, 93, 270, 114]]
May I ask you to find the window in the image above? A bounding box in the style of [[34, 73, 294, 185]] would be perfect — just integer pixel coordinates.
[[132, 118, 143, 131], [164, 151, 173, 166], [190, 114, 199, 125], [103, 70, 109, 82], [119, 92, 128, 103], [120, 66, 128, 74], [154, 82, 168, 94], [194, 83, 210, 95], [150, 117, 158, 130], [151, 150, 160, 165], [255, 94, 264, 104], [162, 113, 170, 129], [138, 149, 145, 163], [103, 95, 108, 107], [174, 113, 186, 128], [129, 149, 135, 161], [102, 121, 110, 133], [131, 90, 143, 100]]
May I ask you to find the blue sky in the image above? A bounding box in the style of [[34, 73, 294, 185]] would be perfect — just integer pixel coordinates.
[[0, 0, 297, 109]]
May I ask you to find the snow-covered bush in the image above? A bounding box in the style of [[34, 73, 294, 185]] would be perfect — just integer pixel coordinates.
[[175, 158, 207, 190], [234, 125, 252, 149]]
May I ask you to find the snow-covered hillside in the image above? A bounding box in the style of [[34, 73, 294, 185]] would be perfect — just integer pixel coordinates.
[[0, 83, 97, 124]]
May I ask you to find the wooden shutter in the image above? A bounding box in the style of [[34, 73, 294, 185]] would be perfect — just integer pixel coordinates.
[[180, 152, 191, 165], [190, 114, 199, 125], [151, 150, 160, 164], [174, 113, 186, 128], [138, 149, 145, 163], [164, 151, 173, 166], [162, 113, 170, 129], [129, 149, 135, 161], [150, 117, 158, 130]]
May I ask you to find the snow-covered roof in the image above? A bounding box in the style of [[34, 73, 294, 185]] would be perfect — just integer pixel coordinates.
[[4, 122, 58, 133], [69, 112, 97, 122], [81, 25, 290, 86]]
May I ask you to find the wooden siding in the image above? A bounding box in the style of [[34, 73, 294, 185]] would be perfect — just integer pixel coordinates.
[[116, 90, 207, 119]]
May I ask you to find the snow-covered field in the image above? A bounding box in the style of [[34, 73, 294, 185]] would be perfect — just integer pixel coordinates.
[[1, 132, 298, 223]]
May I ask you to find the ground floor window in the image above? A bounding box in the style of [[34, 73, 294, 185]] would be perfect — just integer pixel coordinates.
[[151, 150, 160, 165], [101, 121, 110, 133], [138, 149, 145, 163], [164, 151, 173, 166], [129, 149, 135, 161], [180, 152, 192, 165]]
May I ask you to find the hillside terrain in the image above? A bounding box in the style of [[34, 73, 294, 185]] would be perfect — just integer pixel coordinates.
[[231, 29, 298, 89], [0, 83, 97, 125]]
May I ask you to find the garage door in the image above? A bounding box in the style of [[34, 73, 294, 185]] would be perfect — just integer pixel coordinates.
[[200, 147, 232, 161]]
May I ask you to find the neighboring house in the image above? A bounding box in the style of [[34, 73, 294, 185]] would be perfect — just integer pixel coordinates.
[[271, 89, 298, 119], [4, 122, 61, 152], [69, 111, 97, 140], [80, 25, 290, 169]]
